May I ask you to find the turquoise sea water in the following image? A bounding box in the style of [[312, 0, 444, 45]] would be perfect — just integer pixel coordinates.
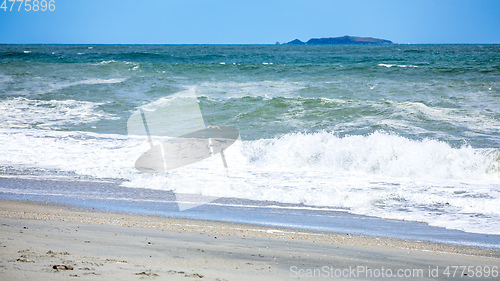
[[0, 44, 499, 235]]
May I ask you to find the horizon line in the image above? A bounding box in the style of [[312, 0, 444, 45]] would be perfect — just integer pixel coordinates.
[[1, 42, 499, 46]]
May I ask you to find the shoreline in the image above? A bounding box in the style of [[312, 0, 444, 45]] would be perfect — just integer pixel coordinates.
[[2, 176, 499, 251], [1, 199, 500, 280], [1, 199, 499, 258]]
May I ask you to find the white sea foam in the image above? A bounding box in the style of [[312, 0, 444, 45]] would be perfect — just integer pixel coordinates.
[[97, 60, 116, 65], [0, 97, 118, 129], [15, 78, 127, 96], [314, 98, 500, 139], [0, 128, 498, 234], [96, 61, 141, 71], [64, 78, 127, 87], [6, 77, 127, 97], [378, 63, 418, 68], [391, 101, 500, 133]]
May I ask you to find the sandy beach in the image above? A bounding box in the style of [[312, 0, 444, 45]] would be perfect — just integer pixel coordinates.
[[0, 199, 498, 280]]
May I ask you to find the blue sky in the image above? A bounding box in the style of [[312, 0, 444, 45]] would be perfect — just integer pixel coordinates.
[[1, 0, 499, 44]]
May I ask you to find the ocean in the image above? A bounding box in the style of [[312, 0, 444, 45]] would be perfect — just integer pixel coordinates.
[[0, 44, 499, 241]]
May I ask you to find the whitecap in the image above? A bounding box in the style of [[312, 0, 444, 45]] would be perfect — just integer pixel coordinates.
[[97, 60, 116, 65], [0, 97, 119, 129], [378, 63, 394, 68], [378, 63, 418, 68]]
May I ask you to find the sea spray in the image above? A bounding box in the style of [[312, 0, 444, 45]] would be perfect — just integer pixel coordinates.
[[243, 131, 499, 180]]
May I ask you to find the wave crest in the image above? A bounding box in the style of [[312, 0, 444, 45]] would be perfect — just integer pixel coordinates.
[[244, 131, 499, 180]]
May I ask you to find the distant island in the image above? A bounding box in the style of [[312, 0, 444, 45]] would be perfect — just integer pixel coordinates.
[[280, 36, 393, 45]]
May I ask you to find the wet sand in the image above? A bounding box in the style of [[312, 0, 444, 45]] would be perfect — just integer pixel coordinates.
[[0, 199, 499, 280]]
